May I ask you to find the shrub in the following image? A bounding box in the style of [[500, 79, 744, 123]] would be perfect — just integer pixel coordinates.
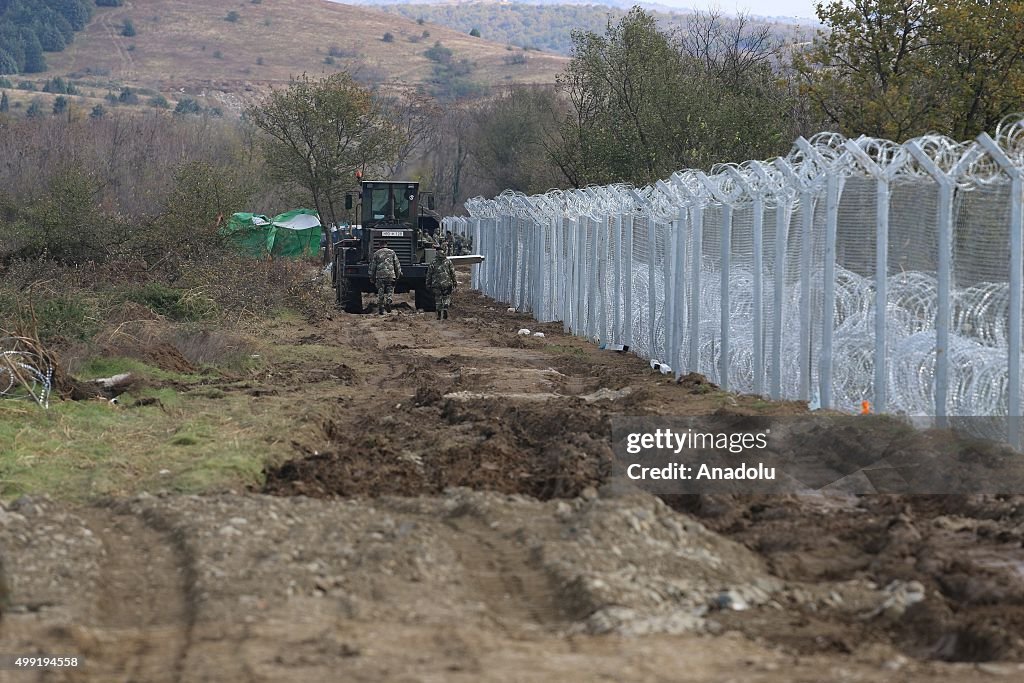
[[469, 28, 481, 38], [424, 41, 452, 64], [225, 10, 240, 22], [118, 87, 139, 105], [174, 98, 202, 115], [123, 282, 217, 322], [121, 20, 136, 37], [382, 32, 394, 43], [52, 95, 67, 115], [149, 94, 169, 108]]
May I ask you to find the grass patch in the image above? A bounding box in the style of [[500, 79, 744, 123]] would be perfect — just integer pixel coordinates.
[[0, 387, 294, 502], [548, 344, 586, 358], [77, 356, 204, 383]]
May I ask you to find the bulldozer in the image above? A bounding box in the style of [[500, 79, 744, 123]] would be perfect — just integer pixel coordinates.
[[331, 180, 443, 313]]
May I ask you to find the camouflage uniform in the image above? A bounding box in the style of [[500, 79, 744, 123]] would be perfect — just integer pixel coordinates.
[[369, 245, 403, 314], [425, 250, 457, 320], [453, 234, 464, 256]]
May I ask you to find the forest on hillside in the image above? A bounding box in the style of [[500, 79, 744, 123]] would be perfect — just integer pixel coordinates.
[[0, 0, 120, 75], [380, 2, 818, 54]]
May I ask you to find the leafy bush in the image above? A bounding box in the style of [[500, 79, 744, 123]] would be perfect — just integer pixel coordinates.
[[424, 41, 452, 64], [225, 10, 240, 22], [382, 32, 394, 43], [174, 98, 202, 115], [121, 19, 135, 37]]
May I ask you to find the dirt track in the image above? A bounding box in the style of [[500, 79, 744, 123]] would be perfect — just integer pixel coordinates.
[[2, 284, 1024, 681]]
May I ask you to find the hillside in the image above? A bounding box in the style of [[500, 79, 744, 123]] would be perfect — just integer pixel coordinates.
[[376, 2, 819, 55], [28, 0, 566, 113]]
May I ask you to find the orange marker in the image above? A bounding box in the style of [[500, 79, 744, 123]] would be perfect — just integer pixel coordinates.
[[860, 400, 871, 415]]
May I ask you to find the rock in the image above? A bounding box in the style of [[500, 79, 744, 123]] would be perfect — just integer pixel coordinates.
[[580, 486, 599, 501], [711, 589, 749, 611]]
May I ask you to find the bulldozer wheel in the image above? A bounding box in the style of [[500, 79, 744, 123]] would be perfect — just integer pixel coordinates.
[[415, 288, 436, 312]]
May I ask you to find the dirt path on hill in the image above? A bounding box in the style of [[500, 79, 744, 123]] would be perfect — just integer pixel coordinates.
[[1, 282, 1023, 681]]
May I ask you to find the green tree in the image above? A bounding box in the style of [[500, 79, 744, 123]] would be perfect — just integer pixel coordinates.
[[796, 0, 1024, 140], [469, 86, 566, 196], [0, 50, 17, 75], [469, 28, 481, 38], [554, 8, 793, 186], [121, 19, 135, 37], [246, 72, 401, 238], [20, 31, 47, 73], [225, 10, 240, 22], [0, 91, 8, 113], [89, 103, 105, 118], [52, 94, 67, 115]]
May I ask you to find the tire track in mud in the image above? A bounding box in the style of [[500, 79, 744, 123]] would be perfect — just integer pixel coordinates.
[[443, 512, 568, 631], [75, 506, 193, 683]]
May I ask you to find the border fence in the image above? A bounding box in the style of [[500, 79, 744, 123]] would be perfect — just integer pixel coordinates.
[[442, 118, 1024, 447]]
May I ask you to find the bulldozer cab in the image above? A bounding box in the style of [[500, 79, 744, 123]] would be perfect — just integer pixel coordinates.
[[361, 181, 418, 227]]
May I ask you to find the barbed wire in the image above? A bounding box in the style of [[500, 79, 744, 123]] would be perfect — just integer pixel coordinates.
[[1, 337, 54, 409]]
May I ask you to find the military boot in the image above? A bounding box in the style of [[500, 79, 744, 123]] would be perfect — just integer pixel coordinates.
[[442, 310, 449, 320], [385, 304, 393, 314], [436, 310, 442, 320], [378, 305, 385, 315]]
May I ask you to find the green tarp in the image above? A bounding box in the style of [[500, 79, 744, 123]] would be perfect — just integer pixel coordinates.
[[221, 209, 322, 258]]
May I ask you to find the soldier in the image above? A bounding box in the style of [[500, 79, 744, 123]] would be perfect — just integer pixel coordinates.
[[444, 231, 455, 256], [453, 232, 464, 256], [369, 240, 402, 315], [425, 248, 457, 320]]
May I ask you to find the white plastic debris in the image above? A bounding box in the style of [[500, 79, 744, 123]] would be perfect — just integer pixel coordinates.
[[650, 359, 661, 370], [532, 332, 545, 338], [517, 328, 531, 335], [659, 364, 672, 375], [507, 307, 516, 313]]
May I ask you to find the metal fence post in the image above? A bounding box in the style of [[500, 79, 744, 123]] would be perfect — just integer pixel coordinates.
[[977, 133, 1023, 447], [907, 141, 980, 425], [610, 215, 618, 344], [648, 218, 658, 360], [623, 213, 634, 348], [752, 193, 765, 396], [820, 171, 842, 409], [673, 206, 688, 375], [772, 199, 788, 399]]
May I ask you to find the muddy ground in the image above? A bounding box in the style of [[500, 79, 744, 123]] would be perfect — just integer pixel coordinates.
[[2, 281, 1024, 681]]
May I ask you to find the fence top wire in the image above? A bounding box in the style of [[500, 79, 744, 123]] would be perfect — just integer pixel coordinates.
[[459, 116, 1024, 221]]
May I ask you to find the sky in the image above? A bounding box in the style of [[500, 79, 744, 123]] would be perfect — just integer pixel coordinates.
[[667, 0, 821, 19]]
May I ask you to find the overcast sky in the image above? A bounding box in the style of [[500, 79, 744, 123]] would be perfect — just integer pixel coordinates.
[[672, 0, 821, 19]]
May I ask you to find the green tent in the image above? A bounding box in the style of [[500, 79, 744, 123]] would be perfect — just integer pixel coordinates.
[[221, 209, 322, 258]]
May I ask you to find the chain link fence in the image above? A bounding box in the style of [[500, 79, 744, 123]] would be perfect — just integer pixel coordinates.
[[443, 118, 1024, 446]]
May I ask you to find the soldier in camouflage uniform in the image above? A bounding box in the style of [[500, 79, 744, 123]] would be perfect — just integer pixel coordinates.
[[453, 233, 464, 256], [369, 240, 403, 315], [425, 249, 457, 320]]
